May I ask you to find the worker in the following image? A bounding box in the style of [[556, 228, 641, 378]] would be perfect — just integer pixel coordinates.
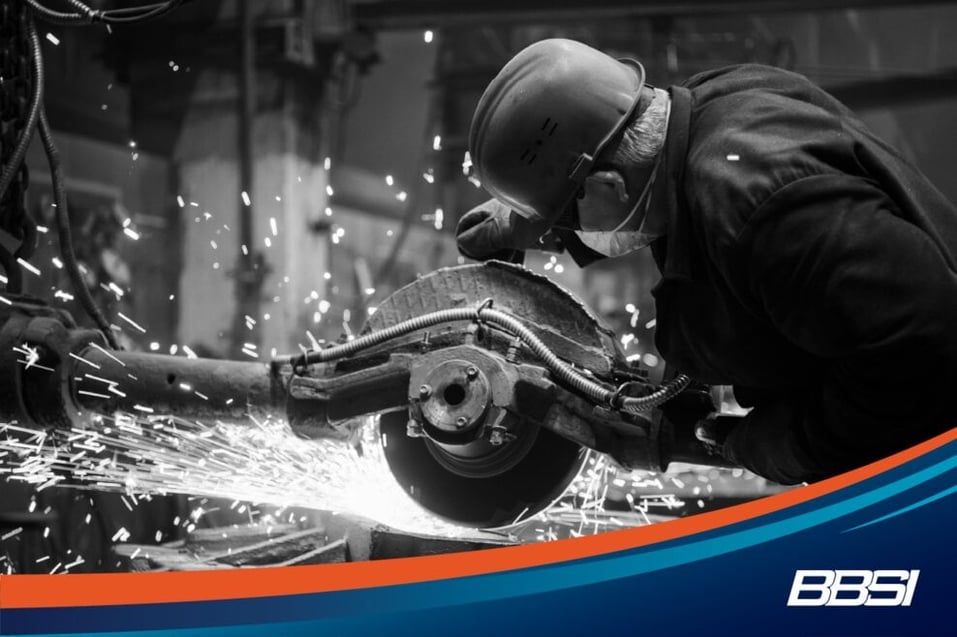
[[457, 38, 957, 484]]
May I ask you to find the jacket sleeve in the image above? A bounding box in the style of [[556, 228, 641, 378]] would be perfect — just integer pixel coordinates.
[[723, 174, 957, 483]]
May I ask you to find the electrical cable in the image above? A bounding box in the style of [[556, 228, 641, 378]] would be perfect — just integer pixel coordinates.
[[9, 0, 186, 347], [37, 108, 119, 348], [25, 0, 183, 25], [279, 301, 688, 413], [0, 18, 42, 208], [23, 0, 88, 26]]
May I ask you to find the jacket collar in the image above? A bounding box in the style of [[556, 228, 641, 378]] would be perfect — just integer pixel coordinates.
[[650, 85, 694, 281]]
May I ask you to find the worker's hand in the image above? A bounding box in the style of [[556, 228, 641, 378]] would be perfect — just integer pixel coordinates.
[[456, 199, 553, 261]]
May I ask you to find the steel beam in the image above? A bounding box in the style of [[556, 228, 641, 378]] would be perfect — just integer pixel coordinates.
[[352, 0, 951, 30]]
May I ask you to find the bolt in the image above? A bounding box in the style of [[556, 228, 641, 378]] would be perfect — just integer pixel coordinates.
[[455, 416, 469, 429], [466, 366, 478, 379], [488, 426, 505, 446], [506, 336, 522, 363], [418, 384, 432, 399], [406, 419, 425, 438]]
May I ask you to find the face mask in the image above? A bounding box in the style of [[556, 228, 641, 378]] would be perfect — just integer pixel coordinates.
[[575, 157, 662, 257]]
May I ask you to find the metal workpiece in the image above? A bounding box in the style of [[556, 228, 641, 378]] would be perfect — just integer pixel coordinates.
[[74, 348, 286, 424], [0, 296, 104, 432], [286, 358, 412, 441]]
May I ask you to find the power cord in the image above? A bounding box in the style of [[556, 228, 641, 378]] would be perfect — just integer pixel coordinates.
[[25, 0, 184, 26]]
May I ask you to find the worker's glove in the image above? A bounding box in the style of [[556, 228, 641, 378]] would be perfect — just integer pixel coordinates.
[[456, 198, 553, 262]]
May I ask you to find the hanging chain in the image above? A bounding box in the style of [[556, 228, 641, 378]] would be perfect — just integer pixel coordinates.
[[0, 0, 39, 293]]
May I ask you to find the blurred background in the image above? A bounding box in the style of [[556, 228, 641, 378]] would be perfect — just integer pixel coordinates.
[[3, 0, 957, 572]]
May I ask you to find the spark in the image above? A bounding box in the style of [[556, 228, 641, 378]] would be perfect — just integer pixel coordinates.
[[15, 344, 40, 369], [177, 196, 185, 208], [77, 390, 110, 399], [46, 33, 59, 45], [69, 352, 101, 369], [424, 30, 433, 43], [432, 135, 442, 151], [241, 191, 251, 206], [17, 258, 40, 276], [269, 217, 278, 236], [123, 228, 140, 241], [88, 342, 126, 366], [1, 527, 23, 541], [117, 312, 147, 333], [0, 409, 699, 548]]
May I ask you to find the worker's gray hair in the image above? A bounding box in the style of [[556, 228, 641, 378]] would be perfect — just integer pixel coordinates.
[[610, 88, 669, 166]]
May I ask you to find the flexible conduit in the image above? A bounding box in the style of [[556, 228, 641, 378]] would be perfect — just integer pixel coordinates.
[[280, 302, 688, 413]]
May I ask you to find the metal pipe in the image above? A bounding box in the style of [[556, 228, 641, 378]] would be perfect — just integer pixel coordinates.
[[231, 0, 261, 354], [74, 348, 285, 423]]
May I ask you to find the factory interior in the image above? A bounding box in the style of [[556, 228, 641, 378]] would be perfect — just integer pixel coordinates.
[[1, 0, 956, 573]]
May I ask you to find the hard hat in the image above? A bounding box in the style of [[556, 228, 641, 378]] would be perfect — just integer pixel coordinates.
[[469, 38, 647, 225]]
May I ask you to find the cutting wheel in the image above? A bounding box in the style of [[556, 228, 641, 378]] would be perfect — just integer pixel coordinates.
[[379, 411, 585, 528], [363, 262, 625, 528]]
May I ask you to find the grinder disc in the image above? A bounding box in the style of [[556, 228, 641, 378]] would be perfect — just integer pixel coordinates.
[[379, 411, 585, 528]]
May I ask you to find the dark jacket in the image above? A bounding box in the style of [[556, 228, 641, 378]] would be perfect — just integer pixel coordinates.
[[568, 64, 957, 483]]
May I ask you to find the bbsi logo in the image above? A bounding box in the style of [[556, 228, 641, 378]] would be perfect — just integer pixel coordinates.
[[787, 570, 919, 607]]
